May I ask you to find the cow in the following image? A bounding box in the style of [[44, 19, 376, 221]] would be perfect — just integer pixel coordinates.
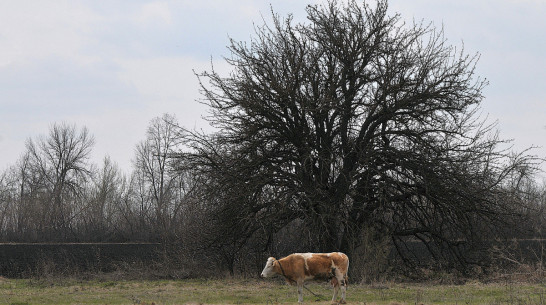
[[260, 252, 349, 304]]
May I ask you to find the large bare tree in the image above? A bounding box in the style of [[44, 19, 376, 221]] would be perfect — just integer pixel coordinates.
[[181, 0, 537, 270]]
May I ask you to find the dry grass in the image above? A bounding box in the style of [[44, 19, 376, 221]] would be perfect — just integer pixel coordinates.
[[0, 277, 545, 304]]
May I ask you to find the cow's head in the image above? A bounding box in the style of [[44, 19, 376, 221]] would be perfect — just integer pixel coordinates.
[[260, 257, 277, 278]]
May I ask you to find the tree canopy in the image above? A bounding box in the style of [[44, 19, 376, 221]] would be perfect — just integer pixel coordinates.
[[179, 0, 537, 270]]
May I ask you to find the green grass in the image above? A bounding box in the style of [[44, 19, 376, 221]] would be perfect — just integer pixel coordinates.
[[0, 277, 545, 304]]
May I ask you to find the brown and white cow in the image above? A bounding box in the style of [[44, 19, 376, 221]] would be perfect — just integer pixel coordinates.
[[261, 252, 349, 304]]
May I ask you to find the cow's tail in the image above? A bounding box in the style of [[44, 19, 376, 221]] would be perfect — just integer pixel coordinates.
[[344, 254, 349, 287]]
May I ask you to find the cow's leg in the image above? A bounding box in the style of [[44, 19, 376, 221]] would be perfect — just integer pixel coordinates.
[[331, 268, 346, 304], [297, 280, 304, 303], [332, 268, 347, 304], [331, 279, 339, 303], [339, 275, 347, 304]]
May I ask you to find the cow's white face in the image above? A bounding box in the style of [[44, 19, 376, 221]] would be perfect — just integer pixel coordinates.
[[260, 257, 277, 278]]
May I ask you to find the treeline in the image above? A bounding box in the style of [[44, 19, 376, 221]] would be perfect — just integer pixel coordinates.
[[0, 115, 199, 243], [0, 116, 544, 279]]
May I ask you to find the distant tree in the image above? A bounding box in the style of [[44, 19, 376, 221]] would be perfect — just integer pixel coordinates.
[[0, 170, 15, 240], [9, 152, 41, 241], [181, 0, 538, 270], [133, 114, 185, 241], [23, 122, 95, 240], [81, 156, 125, 241]]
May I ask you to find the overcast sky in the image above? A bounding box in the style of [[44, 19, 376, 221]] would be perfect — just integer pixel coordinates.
[[1, 0, 545, 176]]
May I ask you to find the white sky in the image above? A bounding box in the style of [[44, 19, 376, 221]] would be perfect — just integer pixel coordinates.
[[1, 0, 545, 176]]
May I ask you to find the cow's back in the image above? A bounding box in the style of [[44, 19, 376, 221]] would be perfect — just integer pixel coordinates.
[[303, 253, 332, 278]]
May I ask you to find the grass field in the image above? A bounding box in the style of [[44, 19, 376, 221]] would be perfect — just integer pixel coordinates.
[[1, 277, 545, 305]]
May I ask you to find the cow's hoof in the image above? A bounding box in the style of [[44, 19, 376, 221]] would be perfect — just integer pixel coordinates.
[[338, 301, 347, 304]]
